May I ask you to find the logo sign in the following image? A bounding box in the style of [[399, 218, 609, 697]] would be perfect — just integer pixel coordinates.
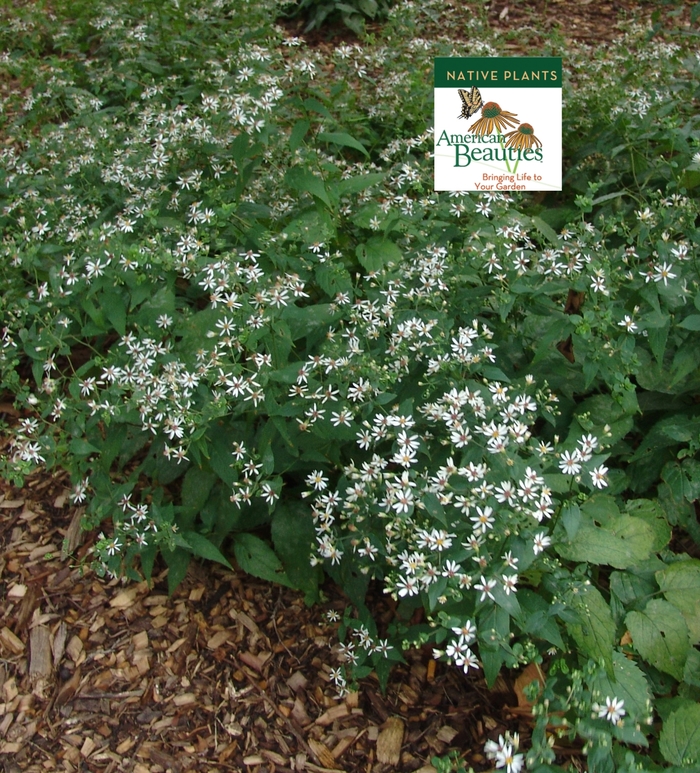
[[434, 57, 562, 192]]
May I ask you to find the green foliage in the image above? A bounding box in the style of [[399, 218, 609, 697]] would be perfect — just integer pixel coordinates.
[[1, 2, 700, 771], [280, 0, 393, 35]]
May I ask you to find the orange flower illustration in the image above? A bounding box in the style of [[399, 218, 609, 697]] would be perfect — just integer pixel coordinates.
[[469, 102, 519, 136], [504, 123, 542, 150]]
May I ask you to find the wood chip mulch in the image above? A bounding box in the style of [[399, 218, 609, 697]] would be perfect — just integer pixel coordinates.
[[0, 470, 552, 773]]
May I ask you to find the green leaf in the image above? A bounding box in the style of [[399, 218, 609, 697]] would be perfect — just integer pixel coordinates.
[[626, 599, 689, 680], [162, 547, 191, 595], [180, 466, 217, 519], [591, 650, 651, 724], [271, 501, 318, 595], [289, 120, 310, 153], [233, 533, 294, 588], [281, 303, 335, 340], [285, 166, 333, 210], [336, 172, 384, 196], [518, 589, 564, 648], [656, 560, 700, 644], [356, 237, 402, 273], [102, 291, 127, 336], [555, 514, 655, 569], [624, 499, 671, 552], [317, 131, 369, 158], [181, 530, 232, 569], [678, 314, 700, 331], [531, 215, 560, 246], [422, 491, 446, 526], [565, 585, 615, 675], [69, 438, 101, 457], [659, 703, 700, 766]]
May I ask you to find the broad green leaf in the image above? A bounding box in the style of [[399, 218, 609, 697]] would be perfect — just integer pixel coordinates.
[[271, 501, 318, 594], [656, 560, 700, 644], [624, 499, 671, 551], [162, 547, 191, 595], [289, 120, 310, 153], [678, 314, 700, 331], [356, 237, 402, 273], [561, 503, 581, 540], [659, 703, 700, 766], [233, 533, 294, 588], [317, 131, 369, 158], [281, 303, 335, 340], [180, 466, 217, 518], [337, 172, 384, 195], [591, 651, 651, 725], [565, 585, 615, 675], [626, 599, 689, 680], [518, 589, 564, 648], [609, 570, 657, 610], [285, 166, 333, 210], [531, 215, 560, 246], [580, 494, 620, 525], [555, 514, 654, 569], [102, 291, 127, 336], [181, 531, 232, 569]]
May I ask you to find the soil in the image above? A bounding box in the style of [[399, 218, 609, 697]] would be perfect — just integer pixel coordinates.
[[2, 2, 696, 773]]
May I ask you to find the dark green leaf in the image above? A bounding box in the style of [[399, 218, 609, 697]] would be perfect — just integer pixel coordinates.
[[233, 533, 294, 588], [317, 131, 369, 158], [181, 530, 232, 569], [659, 703, 700, 766], [626, 599, 689, 680]]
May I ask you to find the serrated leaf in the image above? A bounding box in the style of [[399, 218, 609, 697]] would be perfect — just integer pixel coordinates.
[[233, 533, 294, 588], [626, 599, 689, 680], [555, 514, 654, 569], [181, 531, 232, 569], [565, 585, 615, 675], [624, 499, 671, 552], [659, 703, 700, 766], [356, 237, 402, 273], [591, 650, 651, 724], [656, 560, 700, 644]]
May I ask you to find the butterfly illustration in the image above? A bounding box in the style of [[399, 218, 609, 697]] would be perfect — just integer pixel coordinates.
[[458, 87, 483, 120]]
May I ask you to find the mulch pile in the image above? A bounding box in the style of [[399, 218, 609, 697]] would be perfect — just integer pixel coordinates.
[[0, 470, 550, 773]]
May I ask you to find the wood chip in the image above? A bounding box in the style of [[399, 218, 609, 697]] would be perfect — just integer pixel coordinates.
[[436, 726, 458, 744], [206, 630, 231, 650], [316, 704, 349, 726], [173, 692, 196, 706], [52, 620, 67, 666], [66, 635, 84, 663], [109, 587, 139, 609], [376, 716, 404, 766], [0, 627, 25, 655], [80, 737, 96, 758], [307, 739, 339, 770], [7, 584, 27, 599], [29, 623, 52, 679], [61, 507, 85, 558], [55, 667, 81, 708]]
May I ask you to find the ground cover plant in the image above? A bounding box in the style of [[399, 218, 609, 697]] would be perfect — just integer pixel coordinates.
[[1, 0, 700, 770]]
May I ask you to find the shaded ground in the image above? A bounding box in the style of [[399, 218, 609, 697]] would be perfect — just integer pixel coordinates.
[[1, 472, 545, 773]]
